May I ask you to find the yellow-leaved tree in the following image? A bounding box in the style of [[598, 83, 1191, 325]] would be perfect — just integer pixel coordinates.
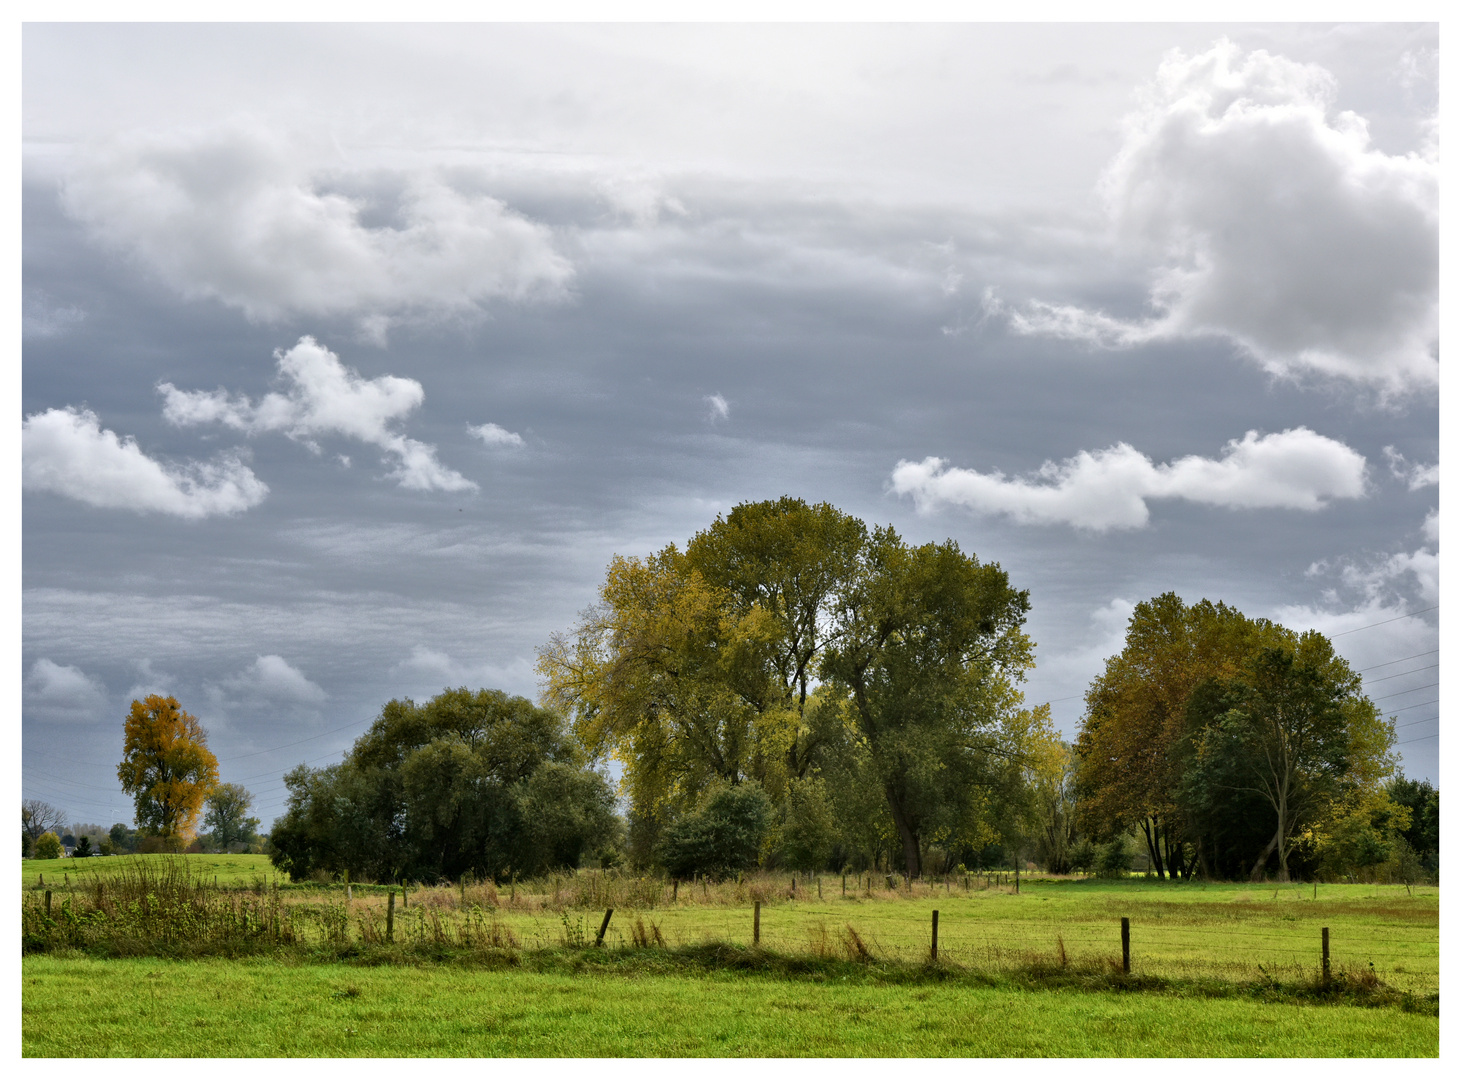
[[117, 695, 219, 843]]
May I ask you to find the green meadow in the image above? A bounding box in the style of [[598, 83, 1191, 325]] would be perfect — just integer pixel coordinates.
[[21, 856, 1438, 1056]]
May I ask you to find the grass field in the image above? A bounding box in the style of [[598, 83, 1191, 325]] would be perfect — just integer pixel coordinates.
[[20, 954, 1439, 1057], [21, 857, 1439, 1056]]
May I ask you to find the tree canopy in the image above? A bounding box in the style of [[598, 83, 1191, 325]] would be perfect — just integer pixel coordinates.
[[117, 695, 220, 841], [540, 498, 1050, 880], [268, 688, 618, 883], [1077, 594, 1400, 881]]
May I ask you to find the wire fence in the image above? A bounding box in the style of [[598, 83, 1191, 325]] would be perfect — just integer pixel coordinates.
[[21, 864, 1438, 994]]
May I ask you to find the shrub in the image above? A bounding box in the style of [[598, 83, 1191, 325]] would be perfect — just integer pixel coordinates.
[[1096, 835, 1132, 878], [34, 832, 62, 860], [1068, 838, 1097, 875], [658, 782, 771, 880]]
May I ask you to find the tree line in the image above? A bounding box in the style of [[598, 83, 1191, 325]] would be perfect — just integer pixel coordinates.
[[29, 497, 1436, 884]]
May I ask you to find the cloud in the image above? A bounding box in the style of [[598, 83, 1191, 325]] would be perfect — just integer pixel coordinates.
[[391, 645, 534, 695], [22, 406, 268, 519], [161, 336, 477, 492], [1008, 40, 1438, 394], [891, 427, 1366, 530], [219, 655, 327, 704], [60, 124, 574, 330], [468, 422, 525, 448], [1308, 511, 1439, 608], [1383, 446, 1438, 490], [24, 659, 108, 725], [705, 393, 730, 421]]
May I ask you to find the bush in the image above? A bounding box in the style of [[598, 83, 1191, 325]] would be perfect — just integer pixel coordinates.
[[34, 832, 62, 860], [1068, 838, 1096, 875], [1096, 835, 1132, 878], [657, 782, 771, 879]]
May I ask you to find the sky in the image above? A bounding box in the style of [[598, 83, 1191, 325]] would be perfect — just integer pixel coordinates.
[[20, 22, 1440, 832]]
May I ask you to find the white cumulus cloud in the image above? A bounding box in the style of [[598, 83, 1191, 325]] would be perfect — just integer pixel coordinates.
[[705, 393, 730, 421], [891, 427, 1367, 531], [1009, 40, 1438, 394], [161, 336, 476, 492], [24, 659, 108, 725], [22, 406, 268, 519], [60, 124, 574, 331], [1383, 446, 1438, 490], [468, 422, 525, 447], [220, 655, 327, 704]]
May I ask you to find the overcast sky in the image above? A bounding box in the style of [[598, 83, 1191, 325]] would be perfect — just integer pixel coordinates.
[[21, 23, 1439, 830]]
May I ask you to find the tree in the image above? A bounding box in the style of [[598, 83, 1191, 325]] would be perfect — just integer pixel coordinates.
[[539, 499, 866, 823], [1184, 635, 1393, 881], [269, 688, 617, 883], [1075, 594, 1274, 880], [108, 822, 137, 854], [820, 526, 1037, 880], [73, 835, 93, 858], [656, 782, 772, 879], [1386, 774, 1439, 872], [22, 800, 66, 843], [34, 831, 63, 860], [1027, 737, 1081, 874], [203, 783, 261, 851], [117, 695, 220, 841]]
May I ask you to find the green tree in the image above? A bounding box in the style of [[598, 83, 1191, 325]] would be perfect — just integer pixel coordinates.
[[1184, 635, 1393, 881], [656, 782, 772, 879], [820, 526, 1036, 880], [72, 835, 93, 858], [1076, 594, 1275, 879], [34, 831, 63, 860], [269, 688, 617, 883], [539, 498, 866, 824], [780, 775, 838, 872], [117, 695, 219, 841], [1385, 774, 1439, 872], [203, 783, 261, 851]]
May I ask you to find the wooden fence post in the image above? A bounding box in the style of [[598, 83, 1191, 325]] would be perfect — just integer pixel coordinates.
[[596, 908, 614, 947], [1322, 927, 1330, 986], [1121, 916, 1131, 974], [387, 890, 395, 943], [673, 879, 679, 901], [842, 873, 847, 896], [818, 877, 823, 899], [754, 900, 761, 946], [931, 909, 939, 962], [44, 890, 52, 918], [1015, 862, 1020, 894]]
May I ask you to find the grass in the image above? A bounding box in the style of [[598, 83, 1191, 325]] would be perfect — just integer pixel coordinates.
[[20, 858, 1438, 1055], [22, 852, 281, 890], [21, 953, 1438, 1056]]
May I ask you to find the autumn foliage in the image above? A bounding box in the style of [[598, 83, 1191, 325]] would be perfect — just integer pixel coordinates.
[[117, 695, 219, 841]]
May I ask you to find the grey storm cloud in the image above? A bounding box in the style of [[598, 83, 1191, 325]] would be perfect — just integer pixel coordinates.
[[22, 25, 1440, 815]]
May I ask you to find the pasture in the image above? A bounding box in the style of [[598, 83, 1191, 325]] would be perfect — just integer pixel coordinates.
[[20, 856, 1439, 1056]]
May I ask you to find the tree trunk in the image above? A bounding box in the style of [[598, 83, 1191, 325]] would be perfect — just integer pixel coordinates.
[[884, 785, 922, 880], [1139, 819, 1165, 880], [1249, 829, 1279, 881]]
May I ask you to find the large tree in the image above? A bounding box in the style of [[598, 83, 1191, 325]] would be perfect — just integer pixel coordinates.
[[1075, 594, 1271, 879], [269, 688, 617, 883], [117, 695, 219, 841], [203, 783, 261, 850], [1184, 634, 1393, 881], [22, 800, 66, 843], [539, 498, 865, 818]]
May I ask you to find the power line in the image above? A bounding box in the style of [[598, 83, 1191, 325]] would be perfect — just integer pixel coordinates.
[[1399, 733, 1439, 745], [1357, 649, 1439, 673], [1371, 683, 1438, 703], [1383, 699, 1438, 714], [1397, 715, 1438, 730], [228, 716, 375, 761], [1363, 663, 1439, 685], [1329, 605, 1438, 637]]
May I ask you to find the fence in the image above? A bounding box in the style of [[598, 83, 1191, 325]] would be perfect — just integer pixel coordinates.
[[20, 865, 1439, 994]]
